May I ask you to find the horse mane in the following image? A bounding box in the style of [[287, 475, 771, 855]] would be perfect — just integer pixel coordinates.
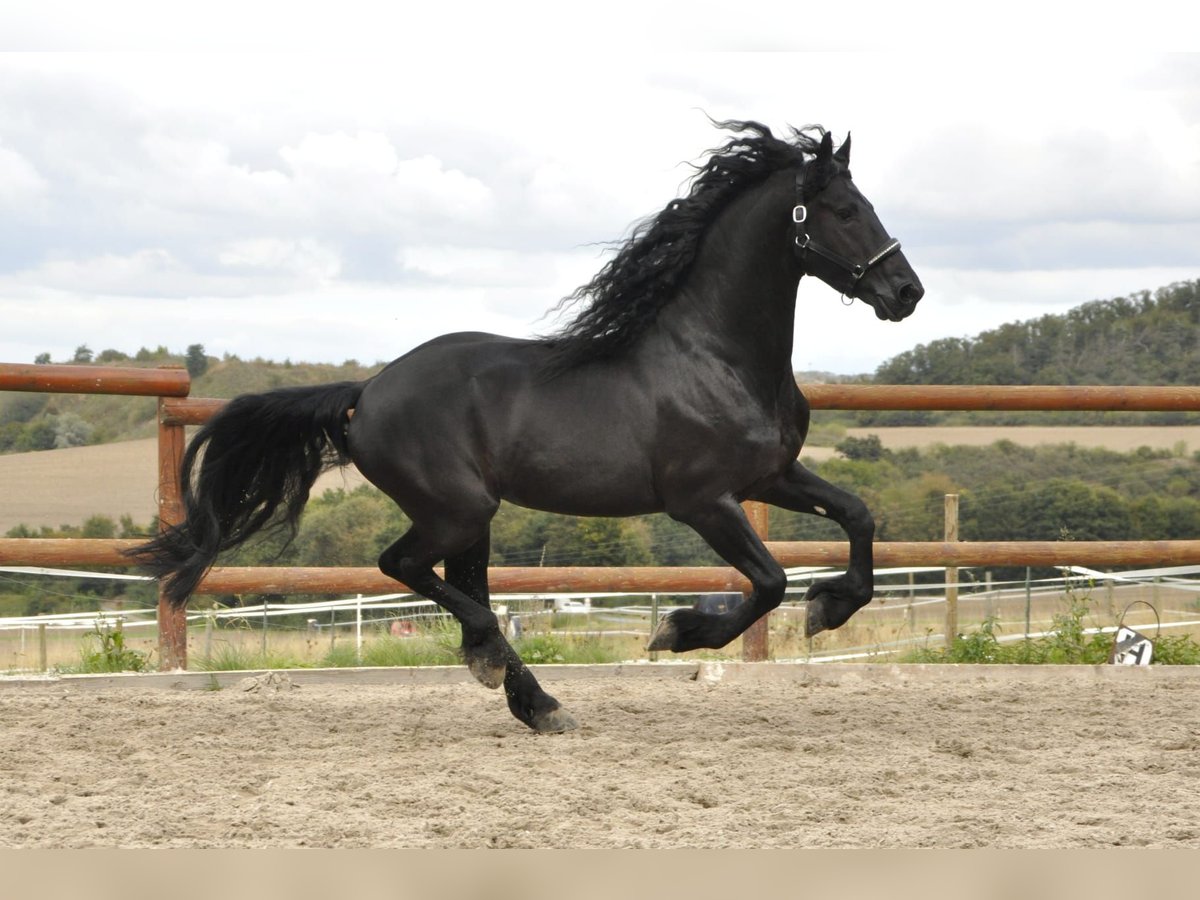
[[541, 119, 826, 373]]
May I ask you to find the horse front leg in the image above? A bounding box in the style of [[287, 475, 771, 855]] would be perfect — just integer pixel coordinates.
[[751, 460, 875, 636], [647, 495, 788, 652]]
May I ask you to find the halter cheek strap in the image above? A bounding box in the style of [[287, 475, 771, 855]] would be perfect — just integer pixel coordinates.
[[792, 172, 902, 296]]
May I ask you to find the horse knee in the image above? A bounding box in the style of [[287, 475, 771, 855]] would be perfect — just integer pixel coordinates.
[[757, 566, 788, 608]]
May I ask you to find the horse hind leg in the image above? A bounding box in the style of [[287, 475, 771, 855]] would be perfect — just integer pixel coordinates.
[[381, 526, 577, 733], [444, 535, 577, 733], [379, 528, 510, 689]]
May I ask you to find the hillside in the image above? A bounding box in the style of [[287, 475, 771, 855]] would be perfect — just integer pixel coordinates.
[[850, 280, 1200, 427], [3, 279, 1198, 454], [0, 350, 383, 453], [875, 280, 1199, 386]]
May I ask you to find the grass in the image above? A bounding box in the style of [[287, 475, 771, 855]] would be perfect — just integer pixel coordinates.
[[901, 594, 1200, 665], [189, 617, 643, 672], [8, 583, 1199, 674]]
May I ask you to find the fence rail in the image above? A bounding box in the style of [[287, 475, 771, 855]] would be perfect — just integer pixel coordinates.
[[0, 363, 190, 397], [2, 361, 1199, 670], [4, 539, 1200, 593]]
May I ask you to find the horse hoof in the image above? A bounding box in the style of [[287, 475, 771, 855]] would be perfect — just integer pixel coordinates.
[[532, 706, 579, 734], [468, 657, 507, 689], [646, 615, 678, 652], [804, 598, 829, 638]]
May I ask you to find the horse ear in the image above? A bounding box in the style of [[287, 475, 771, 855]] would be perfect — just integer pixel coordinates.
[[817, 130, 834, 163], [835, 132, 851, 164], [805, 131, 836, 196]]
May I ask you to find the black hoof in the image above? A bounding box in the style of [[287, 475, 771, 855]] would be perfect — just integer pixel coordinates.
[[507, 690, 579, 733], [803, 576, 870, 637], [467, 656, 507, 689], [647, 615, 678, 652], [647, 608, 724, 653], [464, 634, 508, 689], [804, 597, 830, 638], [531, 706, 579, 734]]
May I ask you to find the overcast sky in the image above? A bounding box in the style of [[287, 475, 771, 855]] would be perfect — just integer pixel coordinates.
[[2, 27, 1199, 374]]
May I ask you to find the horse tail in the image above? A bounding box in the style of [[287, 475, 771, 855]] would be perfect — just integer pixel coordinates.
[[125, 381, 365, 606]]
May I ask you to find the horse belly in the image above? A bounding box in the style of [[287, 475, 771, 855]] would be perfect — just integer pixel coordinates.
[[497, 416, 659, 516]]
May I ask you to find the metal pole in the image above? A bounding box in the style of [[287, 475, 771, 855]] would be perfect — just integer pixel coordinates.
[[1024, 567, 1032, 641], [649, 593, 659, 662], [944, 494, 959, 649], [355, 594, 363, 664]]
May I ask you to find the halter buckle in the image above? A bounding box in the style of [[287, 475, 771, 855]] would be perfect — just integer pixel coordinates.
[[792, 204, 807, 224]]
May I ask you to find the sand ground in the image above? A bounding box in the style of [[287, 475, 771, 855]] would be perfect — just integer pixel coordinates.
[[2, 665, 1198, 849]]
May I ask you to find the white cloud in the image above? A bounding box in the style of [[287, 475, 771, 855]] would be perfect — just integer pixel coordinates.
[[0, 51, 1198, 374], [0, 142, 47, 206], [217, 238, 342, 282]]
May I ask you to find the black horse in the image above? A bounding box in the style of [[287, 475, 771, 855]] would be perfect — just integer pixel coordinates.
[[130, 120, 923, 732]]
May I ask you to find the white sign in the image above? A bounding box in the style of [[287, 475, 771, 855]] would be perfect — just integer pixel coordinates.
[[1111, 626, 1154, 666]]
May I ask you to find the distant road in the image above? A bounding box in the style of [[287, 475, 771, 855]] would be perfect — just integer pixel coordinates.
[[2, 426, 1197, 533]]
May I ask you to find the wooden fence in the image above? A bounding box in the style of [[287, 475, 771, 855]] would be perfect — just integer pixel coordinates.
[[2, 362, 1199, 669]]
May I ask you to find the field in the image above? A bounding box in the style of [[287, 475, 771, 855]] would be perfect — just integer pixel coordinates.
[[3, 426, 1199, 533], [2, 664, 1199, 848]]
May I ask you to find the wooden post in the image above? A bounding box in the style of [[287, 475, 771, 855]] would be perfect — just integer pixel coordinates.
[[156, 390, 189, 670], [37, 623, 47, 672], [944, 493, 959, 649], [741, 500, 770, 662]]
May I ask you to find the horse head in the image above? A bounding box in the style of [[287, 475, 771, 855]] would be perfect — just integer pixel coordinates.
[[794, 131, 923, 321]]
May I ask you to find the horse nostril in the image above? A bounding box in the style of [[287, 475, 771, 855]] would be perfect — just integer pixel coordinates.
[[898, 282, 924, 305]]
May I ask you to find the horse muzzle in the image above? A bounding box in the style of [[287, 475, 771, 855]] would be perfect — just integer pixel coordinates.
[[871, 280, 923, 321]]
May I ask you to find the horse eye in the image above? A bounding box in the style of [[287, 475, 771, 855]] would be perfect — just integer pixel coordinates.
[[837, 207, 857, 221]]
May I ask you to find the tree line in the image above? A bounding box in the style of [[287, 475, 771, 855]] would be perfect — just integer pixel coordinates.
[[6, 438, 1197, 615], [858, 279, 1200, 426]]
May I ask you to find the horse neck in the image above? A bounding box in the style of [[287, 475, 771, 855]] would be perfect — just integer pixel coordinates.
[[655, 168, 802, 378]]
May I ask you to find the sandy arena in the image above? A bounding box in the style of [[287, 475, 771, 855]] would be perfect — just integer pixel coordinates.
[[2, 664, 1199, 849]]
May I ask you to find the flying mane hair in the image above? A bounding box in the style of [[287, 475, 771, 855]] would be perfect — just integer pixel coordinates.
[[541, 119, 827, 374]]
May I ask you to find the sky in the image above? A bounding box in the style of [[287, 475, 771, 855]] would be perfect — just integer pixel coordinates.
[[2, 14, 1200, 375]]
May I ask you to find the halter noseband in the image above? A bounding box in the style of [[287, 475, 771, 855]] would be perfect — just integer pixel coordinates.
[[792, 171, 902, 298]]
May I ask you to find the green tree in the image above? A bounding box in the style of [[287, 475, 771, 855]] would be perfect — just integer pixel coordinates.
[[836, 434, 887, 461], [185, 344, 209, 378]]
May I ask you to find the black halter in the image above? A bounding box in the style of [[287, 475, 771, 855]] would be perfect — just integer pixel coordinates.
[[792, 171, 902, 297]]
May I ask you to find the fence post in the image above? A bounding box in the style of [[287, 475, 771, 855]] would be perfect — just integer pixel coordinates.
[[741, 500, 770, 661], [944, 493, 959, 649], [37, 622, 47, 672], [156, 389, 189, 670]]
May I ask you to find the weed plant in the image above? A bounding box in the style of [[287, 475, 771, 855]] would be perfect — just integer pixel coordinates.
[[904, 594, 1200, 665], [67, 622, 153, 673]]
